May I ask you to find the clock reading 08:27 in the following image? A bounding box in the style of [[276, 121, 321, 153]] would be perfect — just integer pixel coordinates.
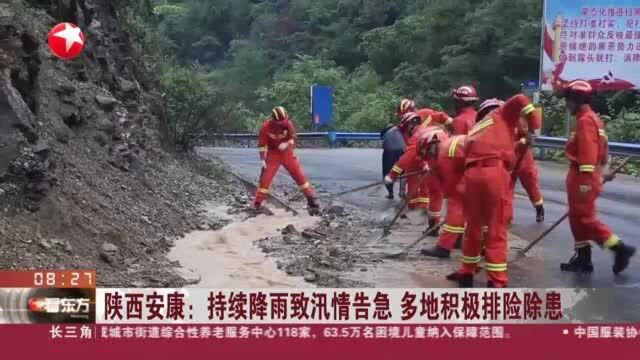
[[33, 271, 94, 288]]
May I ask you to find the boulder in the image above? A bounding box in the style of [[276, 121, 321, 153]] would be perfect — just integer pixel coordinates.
[[54, 125, 70, 144], [101, 242, 118, 252], [120, 79, 137, 93], [327, 205, 346, 216], [95, 95, 117, 111], [33, 140, 49, 155]]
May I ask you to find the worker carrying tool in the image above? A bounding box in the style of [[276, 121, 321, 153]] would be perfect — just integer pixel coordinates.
[[252, 106, 320, 215], [453, 95, 542, 288], [559, 80, 636, 274], [450, 85, 479, 135], [414, 130, 469, 259], [386, 110, 453, 227], [513, 121, 545, 222], [395, 99, 454, 225], [380, 123, 406, 200]]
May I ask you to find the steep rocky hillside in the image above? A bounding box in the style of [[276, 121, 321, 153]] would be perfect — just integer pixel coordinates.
[[0, 0, 240, 286]]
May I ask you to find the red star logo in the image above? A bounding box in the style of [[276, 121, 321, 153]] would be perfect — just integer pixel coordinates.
[[48, 23, 85, 60]]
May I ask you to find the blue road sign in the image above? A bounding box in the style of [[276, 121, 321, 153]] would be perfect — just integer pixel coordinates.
[[311, 85, 333, 127]]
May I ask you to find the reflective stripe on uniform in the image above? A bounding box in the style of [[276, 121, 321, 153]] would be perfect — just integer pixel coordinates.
[[257, 187, 270, 194], [259, 146, 268, 152], [299, 182, 310, 190], [392, 165, 403, 174], [422, 115, 432, 128], [603, 234, 620, 249], [428, 211, 441, 217], [521, 104, 536, 116], [462, 255, 481, 264], [409, 198, 430, 204], [486, 262, 508, 272], [448, 136, 462, 157], [468, 118, 494, 137], [482, 226, 488, 232], [443, 224, 466, 234], [574, 241, 591, 249], [579, 165, 595, 172]]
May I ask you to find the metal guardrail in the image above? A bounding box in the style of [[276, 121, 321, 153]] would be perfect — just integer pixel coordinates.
[[218, 132, 640, 157]]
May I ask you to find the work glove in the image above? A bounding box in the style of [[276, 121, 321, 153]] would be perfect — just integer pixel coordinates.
[[422, 163, 430, 173], [384, 175, 394, 185], [261, 160, 267, 169], [278, 142, 290, 151]]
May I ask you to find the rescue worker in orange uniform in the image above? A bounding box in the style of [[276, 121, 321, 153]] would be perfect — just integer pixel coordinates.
[[560, 80, 636, 274], [253, 107, 320, 214], [454, 95, 542, 288], [395, 99, 454, 229], [385, 110, 453, 226], [513, 123, 545, 222], [416, 130, 469, 259], [450, 85, 479, 135]]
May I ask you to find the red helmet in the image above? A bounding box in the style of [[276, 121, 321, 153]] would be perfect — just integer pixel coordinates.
[[417, 130, 447, 159], [451, 85, 479, 102], [271, 106, 288, 121], [397, 112, 421, 134], [562, 80, 593, 98], [396, 98, 416, 116], [476, 98, 504, 122]]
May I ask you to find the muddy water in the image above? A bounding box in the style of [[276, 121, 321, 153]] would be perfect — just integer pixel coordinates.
[[169, 207, 319, 288]]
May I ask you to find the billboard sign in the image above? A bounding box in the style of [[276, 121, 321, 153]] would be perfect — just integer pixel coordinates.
[[311, 85, 333, 127], [540, 0, 640, 92]]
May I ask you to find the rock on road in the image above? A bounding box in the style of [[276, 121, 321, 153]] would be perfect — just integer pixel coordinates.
[[201, 147, 640, 321]]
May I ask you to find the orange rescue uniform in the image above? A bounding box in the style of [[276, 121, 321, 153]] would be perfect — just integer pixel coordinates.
[[392, 110, 452, 217], [513, 127, 544, 207], [451, 107, 478, 135], [460, 94, 541, 287], [428, 134, 467, 250], [253, 118, 315, 206], [565, 106, 619, 249]]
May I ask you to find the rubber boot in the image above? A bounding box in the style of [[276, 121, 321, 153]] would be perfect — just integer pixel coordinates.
[[445, 271, 460, 282], [385, 184, 394, 200], [612, 242, 637, 275], [307, 197, 320, 216], [535, 204, 545, 223], [458, 274, 474, 288], [423, 219, 440, 237], [421, 246, 451, 259], [454, 235, 463, 250], [560, 246, 594, 273], [248, 202, 271, 216]]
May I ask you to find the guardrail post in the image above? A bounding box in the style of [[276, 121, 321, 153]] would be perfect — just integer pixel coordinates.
[[328, 130, 337, 149]]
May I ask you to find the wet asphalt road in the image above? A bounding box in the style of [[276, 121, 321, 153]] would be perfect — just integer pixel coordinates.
[[200, 147, 640, 320]]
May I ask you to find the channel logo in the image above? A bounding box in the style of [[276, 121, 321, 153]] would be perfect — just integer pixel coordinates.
[[28, 298, 90, 314]]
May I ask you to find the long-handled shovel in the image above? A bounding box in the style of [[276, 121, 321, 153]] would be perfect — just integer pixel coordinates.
[[325, 169, 428, 199], [382, 219, 446, 259], [509, 156, 632, 263]]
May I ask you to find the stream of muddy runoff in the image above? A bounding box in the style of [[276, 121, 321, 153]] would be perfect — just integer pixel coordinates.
[[166, 204, 517, 288]]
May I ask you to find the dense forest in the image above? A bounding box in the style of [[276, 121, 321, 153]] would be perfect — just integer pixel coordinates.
[[123, 0, 640, 148]]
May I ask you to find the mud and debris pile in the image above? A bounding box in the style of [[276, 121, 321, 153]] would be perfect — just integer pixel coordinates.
[[0, 0, 250, 286], [256, 204, 384, 287]]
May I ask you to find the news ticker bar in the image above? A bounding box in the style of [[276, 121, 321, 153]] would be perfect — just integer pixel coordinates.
[[95, 288, 588, 324], [2, 288, 637, 325], [3, 324, 640, 358]]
